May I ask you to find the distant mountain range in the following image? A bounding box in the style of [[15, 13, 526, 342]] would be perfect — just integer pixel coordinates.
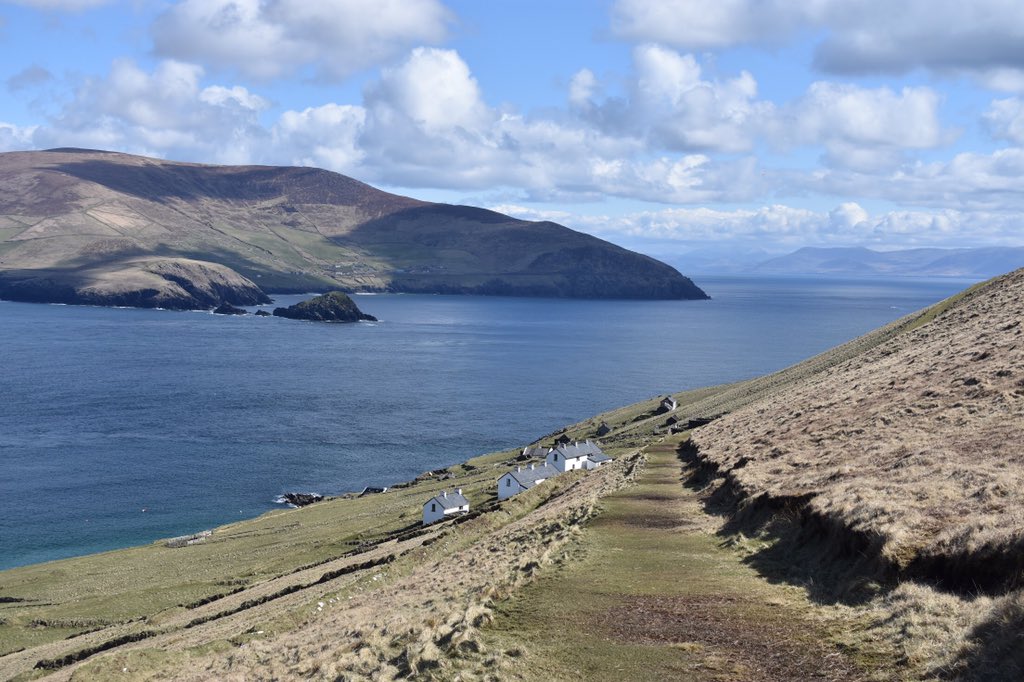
[[751, 246, 1024, 279], [0, 149, 706, 309]]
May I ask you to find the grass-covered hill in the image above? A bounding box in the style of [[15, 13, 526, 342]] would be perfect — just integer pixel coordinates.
[[0, 149, 706, 308], [1, 270, 1021, 680]]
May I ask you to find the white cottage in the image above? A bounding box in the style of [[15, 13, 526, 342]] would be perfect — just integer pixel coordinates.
[[422, 489, 470, 526], [659, 396, 678, 413], [497, 463, 560, 500], [547, 440, 608, 472]]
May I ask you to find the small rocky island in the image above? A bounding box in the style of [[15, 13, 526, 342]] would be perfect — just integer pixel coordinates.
[[212, 302, 248, 315], [272, 291, 377, 323]]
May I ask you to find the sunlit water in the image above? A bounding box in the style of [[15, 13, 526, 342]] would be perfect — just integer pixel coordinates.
[[0, 275, 973, 569]]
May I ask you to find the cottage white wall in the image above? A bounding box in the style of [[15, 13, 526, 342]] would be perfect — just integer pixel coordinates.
[[423, 500, 470, 525], [423, 500, 446, 525], [547, 451, 586, 472], [498, 474, 524, 500]]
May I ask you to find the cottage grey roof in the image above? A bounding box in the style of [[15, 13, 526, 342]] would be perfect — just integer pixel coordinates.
[[587, 452, 612, 463], [505, 463, 560, 487], [551, 440, 605, 461], [425, 491, 469, 510]]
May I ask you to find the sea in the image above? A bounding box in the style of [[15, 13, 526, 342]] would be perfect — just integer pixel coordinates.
[[0, 275, 975, 570]]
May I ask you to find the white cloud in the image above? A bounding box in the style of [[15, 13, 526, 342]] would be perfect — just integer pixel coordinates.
[[611, 0, 815, 50], [367, 47, 489, 133], [781, 82, 949, 171], [630, 45, 766, 152], [571, 203, 1024, 251], [0, 122, 36, 151], [805, 147, 1024, 211], [983, 98, 1024, 145], [486, 204, 573, 224], [18, 48, 1024, 219], [976, 68, 1024, 94], [795, 83, 943, 148], [198, 85, 269, 111], [151, 0, 451, 81], [611, 0, 1024, 83], [568, 69, 598, 109], [272, 103, 366, 171], [36, 59, 269, 164], [574, 45, 771, 154]]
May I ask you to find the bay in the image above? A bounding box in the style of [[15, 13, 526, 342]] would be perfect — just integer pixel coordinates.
[[0, 275, 973, 569]]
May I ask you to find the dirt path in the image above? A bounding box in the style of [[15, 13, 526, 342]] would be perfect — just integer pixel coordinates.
[[483, 436, 862, 681]]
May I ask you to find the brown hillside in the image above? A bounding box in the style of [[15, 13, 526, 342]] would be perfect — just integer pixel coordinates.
[[0, 149, 706, 305], [691, 268, 1024, 582]]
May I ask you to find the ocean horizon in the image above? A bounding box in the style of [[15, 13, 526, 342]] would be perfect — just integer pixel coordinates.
[[0, 274, 976, 570]]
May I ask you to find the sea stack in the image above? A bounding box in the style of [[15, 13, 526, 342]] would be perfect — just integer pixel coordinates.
[[272, 291, 377, 323]]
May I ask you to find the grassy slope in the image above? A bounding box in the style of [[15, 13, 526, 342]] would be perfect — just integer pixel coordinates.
[[485, 436, 863, 681], [1, 272, 1019, 680], [0, 448, 516, 658]]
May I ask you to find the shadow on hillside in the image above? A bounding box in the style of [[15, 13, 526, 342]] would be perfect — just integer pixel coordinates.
[[939, 594, 1024, 680], [54, 160, 288, 202], [676, 438, 1024, 679], [51, 159, 409, 209], [677, 438, 896, 607]]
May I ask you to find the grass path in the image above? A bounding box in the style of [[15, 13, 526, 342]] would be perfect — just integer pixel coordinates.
[[483, 436, 862, 681]]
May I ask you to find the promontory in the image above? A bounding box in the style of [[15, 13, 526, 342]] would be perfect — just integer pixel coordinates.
[[0, 148, 708, 309]]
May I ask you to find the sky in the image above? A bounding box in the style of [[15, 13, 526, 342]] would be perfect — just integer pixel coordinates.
[[1, 0, 1023, 269]]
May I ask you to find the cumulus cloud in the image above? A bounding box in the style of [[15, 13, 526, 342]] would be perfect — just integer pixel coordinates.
[[572, 45, 771, 154], [151, 0, 451, 81], [571, 46, 947, 164], [611, 0, 1024, 82], [983, 98, 1024, 145], [568, 69, 599, 109], [0, 122, 36, 151], [630, 45, 766, 152], [804, 147, 1024, 211], [272, 103, 366, 171], [780, 82, 949, 171], [17, 47, 1022, 219], [36, 59, 270, 164]]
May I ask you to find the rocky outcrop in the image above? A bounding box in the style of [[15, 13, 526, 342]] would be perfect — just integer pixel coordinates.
[[278, 493, 324, 507], [0, 258, 271, 310], [212, 302, 248, 315], [272, 291, 376, 322]]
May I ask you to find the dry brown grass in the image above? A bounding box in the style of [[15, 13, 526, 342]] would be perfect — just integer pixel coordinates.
[[692, 268, 1024, 575], [688, 267, 1024, 677], [44, 455, 642, 681]]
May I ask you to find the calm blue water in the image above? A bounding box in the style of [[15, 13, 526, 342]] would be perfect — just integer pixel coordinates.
[[0, 275, 973, 569]]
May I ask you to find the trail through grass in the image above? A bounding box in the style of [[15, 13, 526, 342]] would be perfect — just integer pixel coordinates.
[[483, 435, 862, 681]]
